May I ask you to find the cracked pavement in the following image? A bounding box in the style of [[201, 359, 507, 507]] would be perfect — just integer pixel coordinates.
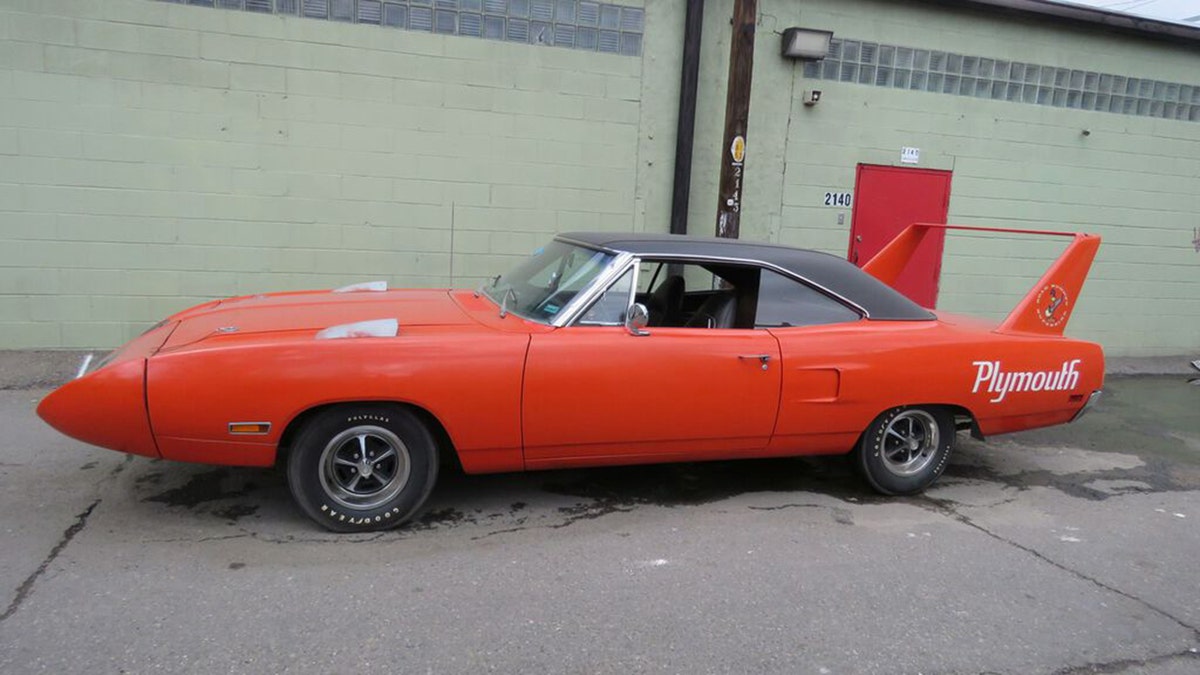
[[0, 376, 1198, 673]]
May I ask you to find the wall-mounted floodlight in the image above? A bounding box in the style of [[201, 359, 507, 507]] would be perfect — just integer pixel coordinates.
[[780, 28, 833, 60]]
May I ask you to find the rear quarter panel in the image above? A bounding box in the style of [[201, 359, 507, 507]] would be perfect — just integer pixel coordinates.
[[768, 319, 1103, 454], [146, 326, 530, 472]]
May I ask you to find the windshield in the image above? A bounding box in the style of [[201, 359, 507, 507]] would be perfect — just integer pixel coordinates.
[[483, 240, 618, 324]]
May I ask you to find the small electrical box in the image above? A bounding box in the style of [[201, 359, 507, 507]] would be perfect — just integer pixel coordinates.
[[802, 89, 822, 106]]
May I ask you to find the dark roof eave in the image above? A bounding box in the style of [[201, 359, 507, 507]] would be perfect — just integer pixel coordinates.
[[947, 0, 1200, 45]]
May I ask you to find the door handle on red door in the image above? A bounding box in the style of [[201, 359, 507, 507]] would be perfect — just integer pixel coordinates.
[[738, 354, 771, 370]]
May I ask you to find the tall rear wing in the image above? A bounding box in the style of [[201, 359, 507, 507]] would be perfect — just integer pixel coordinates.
[[861, 224, 1101, 336]]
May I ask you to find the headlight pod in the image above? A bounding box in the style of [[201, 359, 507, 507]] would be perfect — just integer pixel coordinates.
[[38, 357, 160, 458]]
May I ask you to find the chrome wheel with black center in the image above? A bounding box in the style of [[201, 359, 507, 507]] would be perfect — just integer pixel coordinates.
[[318, 426, 411, 510], [855, 406, 955, 496], [878, 410, 940, 478], [288, 405, 439, 533]]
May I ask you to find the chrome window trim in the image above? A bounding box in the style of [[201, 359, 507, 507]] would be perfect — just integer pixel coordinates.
[[554, 235, 620, 255], [612, 251, 870, 319], [568, 261, 640, 327], [627, 259, 641, 317], [551, 251, 637, 327]]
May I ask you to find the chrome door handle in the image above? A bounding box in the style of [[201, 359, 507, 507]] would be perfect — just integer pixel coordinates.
[[738, 354, 771, 370]]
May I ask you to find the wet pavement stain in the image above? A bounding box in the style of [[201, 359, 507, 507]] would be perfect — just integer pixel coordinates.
[[411, 507, 469, 530], [143, 469, 257, 508], [553, 500, 634, 527], [947, 440, 1199, 501], [135, 471, 164, 486], [212, 503, 259, 522], [539, 456, 880, 509], [407, 503, 533, 533]]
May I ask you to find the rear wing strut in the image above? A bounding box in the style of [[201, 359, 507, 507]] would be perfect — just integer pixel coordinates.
[[861, 224, 1101, 336]]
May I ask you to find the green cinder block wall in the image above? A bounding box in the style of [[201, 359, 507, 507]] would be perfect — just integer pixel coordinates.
[[2, 0, 1198, 357], [0, 0, 644, 348]]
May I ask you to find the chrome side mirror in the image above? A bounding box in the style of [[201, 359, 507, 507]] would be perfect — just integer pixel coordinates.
[[625, 303, 650, 336]]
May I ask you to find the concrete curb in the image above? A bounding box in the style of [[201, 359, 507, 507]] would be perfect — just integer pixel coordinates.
[[2, 349, 1195, 390]]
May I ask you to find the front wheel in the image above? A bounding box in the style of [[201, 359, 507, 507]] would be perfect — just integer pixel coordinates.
[[287, 404, 439, 532], [855, 406, 955, 496]]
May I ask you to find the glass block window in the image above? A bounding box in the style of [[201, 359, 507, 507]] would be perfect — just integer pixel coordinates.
[[805, 37, 1200, 123], [357, 0, 381, 22], [159, 0, 644, 56]]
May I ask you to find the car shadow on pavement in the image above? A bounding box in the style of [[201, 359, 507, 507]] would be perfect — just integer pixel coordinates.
[[128, 452, 884, 535]]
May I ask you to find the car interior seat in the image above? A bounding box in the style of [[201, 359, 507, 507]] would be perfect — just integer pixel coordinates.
[[684, 292, 738, 329], [647, 275, 685, 327]]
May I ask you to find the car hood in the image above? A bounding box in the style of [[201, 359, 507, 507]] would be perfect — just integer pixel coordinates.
[[160, 288, 473, 350]]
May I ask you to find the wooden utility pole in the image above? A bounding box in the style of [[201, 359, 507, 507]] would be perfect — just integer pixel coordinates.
[[715, 0, 757, 239]]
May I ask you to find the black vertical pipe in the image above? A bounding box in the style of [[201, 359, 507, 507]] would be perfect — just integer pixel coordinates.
[[669, 0, 705, 236]]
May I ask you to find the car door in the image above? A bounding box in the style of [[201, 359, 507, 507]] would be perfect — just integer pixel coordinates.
[[521, 262, 782, 469]]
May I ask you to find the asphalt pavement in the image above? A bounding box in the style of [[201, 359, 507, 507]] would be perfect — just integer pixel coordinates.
[[0, 376, 1198, 674]]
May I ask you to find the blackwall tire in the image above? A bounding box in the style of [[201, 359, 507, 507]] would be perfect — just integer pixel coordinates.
[[287, 404, 438, 533], [855, 406, 954, 496]]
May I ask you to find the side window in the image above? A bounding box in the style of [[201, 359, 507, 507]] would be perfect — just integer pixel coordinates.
[[577, 268, 634, 326], [639, 260, 745, 329], [636, 261, 661, 293], [755, 270, 860, 328]]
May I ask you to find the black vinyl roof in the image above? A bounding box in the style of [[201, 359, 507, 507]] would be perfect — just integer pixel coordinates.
[[558, 232, 935, 321]]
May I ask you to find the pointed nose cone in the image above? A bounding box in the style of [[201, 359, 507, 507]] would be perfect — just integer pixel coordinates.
[[37, 358, 160, 458]]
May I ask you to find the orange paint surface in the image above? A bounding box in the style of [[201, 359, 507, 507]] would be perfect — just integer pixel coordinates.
[[38, 229, 1104, 475]]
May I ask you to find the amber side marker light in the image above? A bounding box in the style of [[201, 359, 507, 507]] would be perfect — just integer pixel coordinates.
[[228, 422, 271, 435]]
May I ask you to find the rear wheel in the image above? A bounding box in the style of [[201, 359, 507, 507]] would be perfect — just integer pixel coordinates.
[[287, 404, 438, 532], [855, 406, 954, 496]]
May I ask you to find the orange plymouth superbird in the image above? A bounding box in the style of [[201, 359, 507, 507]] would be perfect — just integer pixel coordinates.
[[38, 225, 1103, 532]]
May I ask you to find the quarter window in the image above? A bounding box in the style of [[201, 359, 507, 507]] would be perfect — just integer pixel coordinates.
[[754, 270, 860, 327], [577, 268, 634, 326]]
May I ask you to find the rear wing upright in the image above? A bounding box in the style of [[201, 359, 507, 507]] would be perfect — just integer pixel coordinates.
[[861, 224, 1101, 336]]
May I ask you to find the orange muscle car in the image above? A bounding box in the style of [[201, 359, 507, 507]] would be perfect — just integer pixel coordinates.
[[38, 225, 1103, 532]]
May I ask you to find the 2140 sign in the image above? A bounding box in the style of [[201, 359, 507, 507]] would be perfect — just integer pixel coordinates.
[[823, 192, 852, 207]]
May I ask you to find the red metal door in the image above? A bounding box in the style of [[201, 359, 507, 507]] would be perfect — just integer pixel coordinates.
[[848, 165, 952, 308]]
